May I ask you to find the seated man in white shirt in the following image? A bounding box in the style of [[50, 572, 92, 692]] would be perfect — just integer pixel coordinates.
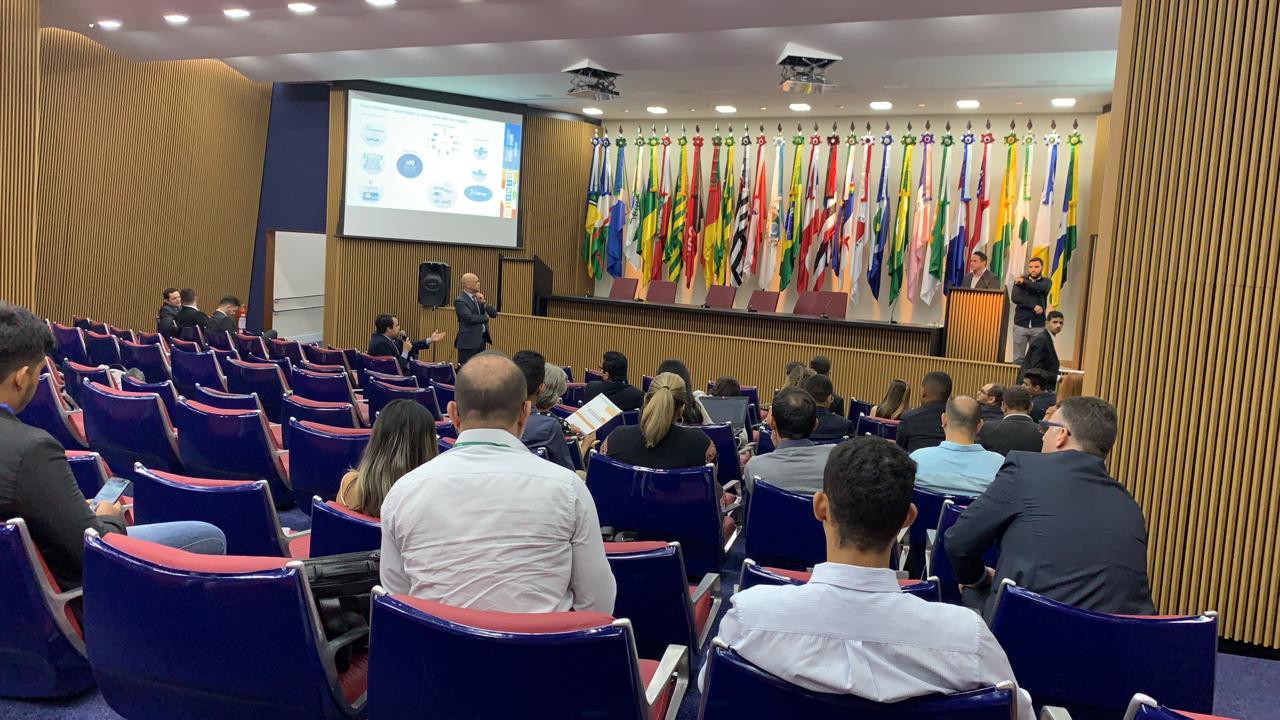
[[379, 351, 616, 614], [909, 396, 1006, 498], [707, 437, 1033, 719]]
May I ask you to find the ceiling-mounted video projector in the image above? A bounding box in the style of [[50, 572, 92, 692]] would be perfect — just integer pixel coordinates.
[[563, 59, 622, 101], [778, 42, 841, 94]]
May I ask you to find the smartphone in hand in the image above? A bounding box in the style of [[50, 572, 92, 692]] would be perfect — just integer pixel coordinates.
[[90, 477, 130, 510]]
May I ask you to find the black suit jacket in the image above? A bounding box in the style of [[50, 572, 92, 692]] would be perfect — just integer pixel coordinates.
[[1010, 275, 1052, 328], [829, 392, 845, 418], [811, 407, 853, 440], [454, 292, 498, 351], [894, 401, 946, 453], [978, 414, 1043, 456], [0, 409, 126, 592], [367, 333, 429, 373], [945, 450, 1157, 620], [1029, 391, 1056, 423], [1020, 331, 1060, 388], [156, 304, 180, 336], [583, 379, 644, 413], [960, 270, 1001, 290], [175, 305, 210, 329], [207, 311, 237, 334], [979, 403, 1005, 424]]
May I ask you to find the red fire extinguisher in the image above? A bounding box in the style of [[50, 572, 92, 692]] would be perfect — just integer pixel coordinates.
[[238, 303, 248, 332]]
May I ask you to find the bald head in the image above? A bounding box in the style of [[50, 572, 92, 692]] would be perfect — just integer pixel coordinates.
[[461, 273, 481, 293], [449, 351, 529, 432], [943, 396, 983, 443]]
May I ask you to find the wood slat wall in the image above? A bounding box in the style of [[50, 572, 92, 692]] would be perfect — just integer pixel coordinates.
[[325, 87, 597, 346], [34, 30, 271, 330], [498, 259, 535, 315], [1086, 0, 1280, 648], [944, 290, 1007, 362], [0, 0, 40, 308]]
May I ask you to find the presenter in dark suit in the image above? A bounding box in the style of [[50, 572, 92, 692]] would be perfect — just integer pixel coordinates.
[[368, 314, 445, 373], [454, 273, 498, 366], [947, 396, 1156, 621], [959, 250, 1001, 290], [1019, 310, 1063, 390]]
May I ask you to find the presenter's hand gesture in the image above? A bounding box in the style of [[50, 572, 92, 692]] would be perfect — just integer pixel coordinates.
[[1034, 305, 1043, 314], [475, 292, 487, 305], [429, 329, 446, 343], [1014, 276, 1024, 285], [401, 338, 413, 354]]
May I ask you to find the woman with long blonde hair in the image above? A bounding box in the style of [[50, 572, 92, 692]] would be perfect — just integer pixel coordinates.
[[337, 399, 438, 517], [602, 372, 715, 469]]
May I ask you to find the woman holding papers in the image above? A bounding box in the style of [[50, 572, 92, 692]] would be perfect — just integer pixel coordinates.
[[602, 373, 715, 470]]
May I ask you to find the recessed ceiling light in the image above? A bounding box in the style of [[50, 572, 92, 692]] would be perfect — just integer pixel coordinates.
[[223, 8, 251, 19], [715, 105, 737, 114], [836, 105, 845, 110], [97, 19, 123, 30], [646, 106, 668, 115], [1014, 101, 1024, 106], [1051, 97, 1077, 108], [917, 103, 927, 108], [869, 101, 893, 111], [758, 106, 767, 111], [366, 0, 397, 6], [956, 99, 981, 109], [163, 14, 189, 25], [789, 103, 811, 112], [288, 3, 317, 14], [582, 107, 603, 116], [688, 108, 696, 112]]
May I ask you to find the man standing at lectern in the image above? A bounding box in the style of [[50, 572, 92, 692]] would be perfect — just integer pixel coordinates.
[[455, 273, 498, 366], [960, 251, 1000, 290]]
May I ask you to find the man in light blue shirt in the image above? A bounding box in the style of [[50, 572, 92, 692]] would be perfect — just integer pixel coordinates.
[[910, 396, 1006, 498]]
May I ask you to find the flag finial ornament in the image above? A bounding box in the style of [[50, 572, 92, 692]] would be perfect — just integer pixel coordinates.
[[907, 121, 913, 131], [695, 124, 700, 133], [1026, 118, 1033, 131], [728, 124, 734, 134], [925, 120, 931, 131], [1073, 118, 1079, 130], [966, 120, 972, 130], [945, 121, 951, 131], [866, 122, 872, 132], [1050, 119, 1057, 130], [986, 119, 992, 130], [777, 123, 783, 132], [813, 122, 819, 132]]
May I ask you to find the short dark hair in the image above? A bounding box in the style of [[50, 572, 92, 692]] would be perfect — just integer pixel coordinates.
[[601, 351, 627, 380], [1028, 257, 1044, 267], [512, 350, 547, 399], [1023, 369, 1048, 390], [823, 437, 916, 551], [162, 288, 178, 300], [218, 295, 240, 308], [973, 250, 988, 262], [922, 371, 952, 401], [1047, 310, 1064, 322], [945, 397, 982, 435], [809, 355, 832, 376], [374, 314, 396, 334], [771, 386, 816, 440], [984, 383, 1005, 405], [454, 351, 527, 426], [1057, 396, 1118, 457], [801, 372, 834, 403], [1003, 385, 1032, 412], [179, 288, 196, 304], [710, 376, 740, 397], [0, 305, 54, 381]]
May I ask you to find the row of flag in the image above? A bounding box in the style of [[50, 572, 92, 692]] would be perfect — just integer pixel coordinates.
[[582, 120, 1083, 308]]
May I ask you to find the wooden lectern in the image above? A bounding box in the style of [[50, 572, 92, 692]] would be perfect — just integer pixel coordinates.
[[944, 288, 1009, 362]]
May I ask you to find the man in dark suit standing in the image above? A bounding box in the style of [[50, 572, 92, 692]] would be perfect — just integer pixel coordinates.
[[368, 314, 445, 374], [174, 288, 209, 329], [1009, 257, 1052, 363], [946, 396, 1156, 620], [960, 251, 1001, 290], [895, 371, 952, 453], [1020, 311, 1063, 390], [454, 273, 498, 366], [977, 386, 1042, 456]]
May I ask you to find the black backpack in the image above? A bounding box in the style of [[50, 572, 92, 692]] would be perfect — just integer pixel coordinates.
[[302, 550, 380, 669]]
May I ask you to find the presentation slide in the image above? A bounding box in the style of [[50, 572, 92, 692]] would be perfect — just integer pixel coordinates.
[[341, 89, 523, 248]]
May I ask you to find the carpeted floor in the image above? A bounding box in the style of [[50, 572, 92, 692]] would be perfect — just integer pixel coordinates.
[[3, 532, 1277, 720]]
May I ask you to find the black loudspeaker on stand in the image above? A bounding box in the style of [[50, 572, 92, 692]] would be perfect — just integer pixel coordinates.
[[418, 262, 451, 308]]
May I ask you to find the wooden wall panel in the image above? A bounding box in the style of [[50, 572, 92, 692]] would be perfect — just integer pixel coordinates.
[[499, 259, 535, 315], [1088, 0, 1280, 648], [0, 0, 39, 308], [34, 30, 270, 330], [944, 290, 1007, 362]]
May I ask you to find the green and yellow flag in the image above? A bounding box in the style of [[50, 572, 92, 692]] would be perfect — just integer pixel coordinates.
[[989, 130, 1019, 281], [664, 138, 688, 281], [888, 129, 916, 305], [778, 131, 805, 290], [702, 136, 724, 288], [639, 135, 660, 281]]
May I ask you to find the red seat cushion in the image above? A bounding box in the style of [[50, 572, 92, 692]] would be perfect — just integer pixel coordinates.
[[603, 541, 669, 554], [764, 566, 812, 582], [288, 534, 311, 559], [68, 410, 87, 444], [690, 584, 713, 634], [104, 533, 289, 573], [721, 515, 736, 545], [638, 658, 674, 720], [326, 501, 379, 524], [356, 402, 370, 427], [1175, 713, 1235, 720], [393, 595, 615, 633], [339, 650, 369, 705], [268, 423, 283, 450], [279, 451, 290, 478]]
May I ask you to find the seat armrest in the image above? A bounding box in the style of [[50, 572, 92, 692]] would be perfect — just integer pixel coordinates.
[[325, 625, 370, 657], [282, 528, 312, 539], [690, 572, 721, 604], [721, 479, 741, 494], [645, 644, 689, 707], [1039, 707, 1073, 720], [720, 497, 743, 517]]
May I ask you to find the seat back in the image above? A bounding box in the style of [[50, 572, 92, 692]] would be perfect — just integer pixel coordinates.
[[429, 380, 455, 408], [223, 359, 290, 423], [562, 382, 586, 407], [847, 398, 874, 422], [82, 533, 356, 720], [204, 330, 235, 353], [119, 376, 179, 420], [622, 408, 640, 426], [17, 374, 87, 450], [746, 290, 779, 313], [700, 644, 1015, 719], [737, 561, 939, 600], [80, 381, 181, 476], [309, 499, 381, 557], [585, 453, 725, 577], [704, 284, 737, 309], [409, 359, 454, 387], [281, 396, 360, 438], [585, 368, 605, 383], [991, 582, 1217, 719], [50, 322, 90, 365], [65, 450, 112, 497], [909, 488, 972, 561], [169, 348, 226, 395], [357, 352, 401, 376], [930, 500, 967, 604], [368, 593, 649, 720], [605, 541, 699, 659], [365, 378, 439, 420], [595, 410, 625, 443], [855, 413, 900, 440], [178, 325, 206, 347], [173, 400, 291, 506], [60, 360, 110, 403], [268, 338, 305, 364], [189, 384, 263, 412], [755, 427, 775, 454], [232, 332, 267, 359], [362, 368, 416, 388], [118, 340, 171, 383], [132, 466, 287, 557], [288, 420, 371, 512], [83, 331, 122, 367], [167, 337, 200, 353], [645, 279, 677, 304], [642, 374, 654, 392], [290, 367, 356, 404], [303, 344, 353, 374], [690, 422, 741, 483], [744, 480, 825, 570], [0, 519, 93, 698], [607, 276, 639, 300]]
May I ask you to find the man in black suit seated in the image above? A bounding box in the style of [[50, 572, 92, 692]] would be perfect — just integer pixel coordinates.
[[174, 288, 209, 329], [977, 386, 1042, 456], [802, 373, 852, 441], [583, 350, 643, 412], [368, 314, 445, 374], [808, 355, 845, 417], [895, 371, 952, 453], [206, 296, 241, 334], [959, 250, 1001, 290], [156, 287, 182, 337], [975, 383, 1005, 423], [454, 272, 498, 366], [946, 396, 1157, 620], [1020, 311, 1063, 390], [1022, 369, 1056, 423]]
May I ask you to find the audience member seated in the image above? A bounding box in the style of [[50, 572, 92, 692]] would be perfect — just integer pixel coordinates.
[[0, 304, 226, 597], [770, 361, 814, 407], [869, 378, 910, 420], [895, 371, 952, 452], [656, 358, 707, 424], [909, 397, 1005, 497], [206, 295, 277, 340], [156, 287, 181, 337], [808, 355, 844, 417], [743, 387, 831, 495], [603, 372, 715, 470], [1022, 369, 1057, 423], [174, 288, 210, 329], [583, 350, 644, 412], [337, 399, 438, 518], [978, 386, 1043, 456], [380, 351, 615, 612], [801, 373, 852, 441], [513, 350, 574, 470], [367, 313, 446, 374], [707, 437, 1033, 719], [946, 396, 1156, 620], [975, 383, 1005, 423], [1042, 372, 1083, 423]]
